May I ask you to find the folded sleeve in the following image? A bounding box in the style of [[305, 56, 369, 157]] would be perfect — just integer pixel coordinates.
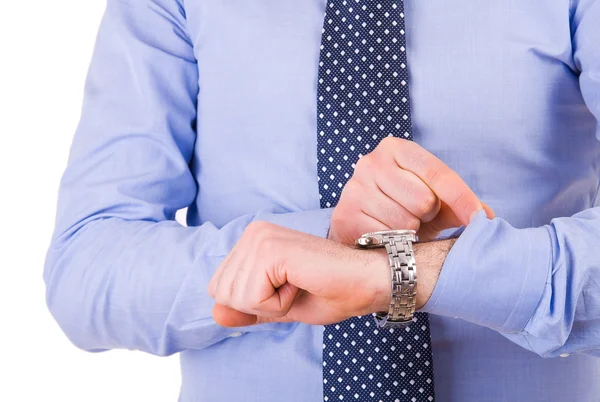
[[422, 0, 600, 358], [43, 0, 333, 356]]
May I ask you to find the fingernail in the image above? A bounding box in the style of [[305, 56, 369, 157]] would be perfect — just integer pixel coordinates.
[[469, 208, 484, 224]]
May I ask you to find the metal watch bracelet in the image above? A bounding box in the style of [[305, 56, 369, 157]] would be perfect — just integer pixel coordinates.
[[356, 230, 418, 328]]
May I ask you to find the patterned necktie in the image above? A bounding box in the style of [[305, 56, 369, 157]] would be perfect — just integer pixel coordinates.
[[317, 1, 435, 401]]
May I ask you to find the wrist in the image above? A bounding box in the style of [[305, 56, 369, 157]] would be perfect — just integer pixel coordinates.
[[344, 235, 456, 319], [413, 238, 456, 309], [367, 249, 394, 314], [365, 238, 456, 315]]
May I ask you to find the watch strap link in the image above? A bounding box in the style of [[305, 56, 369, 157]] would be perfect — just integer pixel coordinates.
[[378, 235, 417, 326]]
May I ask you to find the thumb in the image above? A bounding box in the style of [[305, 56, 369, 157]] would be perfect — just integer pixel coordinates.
[[212, 283, 300, 327], [419, 201, 496, 241], [212, 304, 298, 327], [255, 282, 300, 317]]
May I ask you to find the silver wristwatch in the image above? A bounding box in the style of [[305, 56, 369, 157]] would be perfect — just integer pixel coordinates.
[[356, 230, 418, 329]]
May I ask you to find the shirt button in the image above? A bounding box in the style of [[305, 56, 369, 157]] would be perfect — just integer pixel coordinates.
[[560, 353, 570, 358], [229, 331, 243, 338]]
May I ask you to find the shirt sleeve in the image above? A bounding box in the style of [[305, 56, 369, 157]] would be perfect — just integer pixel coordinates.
[[422, 0, 600, 358], [43, 0, 333, 357]]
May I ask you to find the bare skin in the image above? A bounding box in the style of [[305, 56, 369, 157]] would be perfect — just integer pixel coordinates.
[[328, 137, 494, 244], [208, 137, 493, 327]]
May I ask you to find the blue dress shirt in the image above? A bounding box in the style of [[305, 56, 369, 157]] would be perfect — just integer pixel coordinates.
[[44, 0, 600, 401]]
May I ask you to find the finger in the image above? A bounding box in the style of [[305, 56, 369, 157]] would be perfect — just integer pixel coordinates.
[[330, 211, 392, 245], [253, 291, 306, 325], [375, 167, 441, 223], [212, 250, 246, 308], [213, 304, 259, 327], [418, 201, 496, 241], [482, 202, 496, 220], [465, 201, 496, 223], [252, 282, 301, 317], [207, 251, 234, 298], [254, 315, 297, 325], [274, 292, 348, 326], [218, 251, 299, 317], [213, 303, 299, 327], [221, 293, 345, 327], [388, 138, 484, 225], [418, 202, 463, 241], [359, 186, 421, 231]]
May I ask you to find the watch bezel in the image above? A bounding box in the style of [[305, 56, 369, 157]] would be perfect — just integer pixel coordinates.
[[355, 229, 417, 248]]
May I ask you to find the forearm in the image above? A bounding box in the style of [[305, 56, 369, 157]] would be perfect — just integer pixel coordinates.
[[45, 209, 333, 355], [368, 237, 455, 315], [421, 209, 600, 358], [513, 207, 600, 357], [45, 218, 222, 355]]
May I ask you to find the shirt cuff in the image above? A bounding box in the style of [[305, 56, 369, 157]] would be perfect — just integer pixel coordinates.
[[420, 210, 552, 333]]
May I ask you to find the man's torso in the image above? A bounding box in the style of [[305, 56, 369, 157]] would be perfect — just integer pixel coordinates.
[[178, 1, 600, 400]]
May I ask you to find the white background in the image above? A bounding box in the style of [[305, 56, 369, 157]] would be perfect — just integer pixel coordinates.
[[0, 1, 181, 401]]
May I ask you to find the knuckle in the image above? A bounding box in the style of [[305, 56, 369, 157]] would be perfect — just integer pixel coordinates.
[[426, 217, 443, 234], [330, 206, 343, 225], [424, 168, 441, 187], [390, 208, 421, 231], [248, 293, 265, 312], [339, 181, 365, 208], [228, 279, 239, 304], [245, 221, 267, 242], [259, 296, 288, 316], [375, 200, 396, 223], [330, 208, 347, 229], [341, 177, 360, 197], [247, 221, 276, 246], [398, 141, 428, 171], [451, 191, 477, 220], [378, 135, 399, 150], [354, 154, 372, 173], [356, 153, 382, 175], [246, 220, 271, 235], [451, 191, 468, 210], [406, 149, 426, 172], [415, 192, 439, 217], [395, 136, 415, 153], [406, 216, 421, 231], [214, 287, 230, 306], [330, 212, 352, 242]]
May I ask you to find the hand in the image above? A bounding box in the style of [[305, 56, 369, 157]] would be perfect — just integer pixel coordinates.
[[207, 221, 392, 327], [328, 137, 494, 244]]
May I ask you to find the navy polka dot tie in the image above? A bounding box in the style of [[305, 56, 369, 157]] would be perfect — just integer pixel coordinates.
[[317, 1, 436, 401]]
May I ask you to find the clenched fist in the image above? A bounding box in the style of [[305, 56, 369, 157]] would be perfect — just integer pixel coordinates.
[[328, 137, 494, 244], [208, 222, 392, 327]]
